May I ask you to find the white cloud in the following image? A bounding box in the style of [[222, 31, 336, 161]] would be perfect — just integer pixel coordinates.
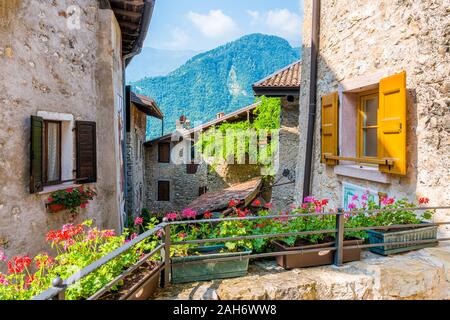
[[246, 10, 261, 24], [187, 10, 239, 39], [246, 8, 302, 43], [166, 27, 190, 49]]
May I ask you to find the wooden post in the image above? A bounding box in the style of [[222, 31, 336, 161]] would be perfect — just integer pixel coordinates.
[[334, 208, 344, 266]]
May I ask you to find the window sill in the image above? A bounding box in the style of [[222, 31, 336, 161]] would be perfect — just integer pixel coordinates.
[[38, 183, 82, 195], [334, 164, 391, 184]]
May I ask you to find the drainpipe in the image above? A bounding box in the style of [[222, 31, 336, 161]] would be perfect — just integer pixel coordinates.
[[302, 0, 321, 201]]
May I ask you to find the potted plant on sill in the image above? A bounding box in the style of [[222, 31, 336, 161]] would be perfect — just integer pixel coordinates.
[[46, 186, 97, 214], [345, 194, 437, 256], [167, 206, 253, 284], [271, 197, 363, 269]]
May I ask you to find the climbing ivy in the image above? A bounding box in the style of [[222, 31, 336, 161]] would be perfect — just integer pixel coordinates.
[[195, 96, 281, 175]]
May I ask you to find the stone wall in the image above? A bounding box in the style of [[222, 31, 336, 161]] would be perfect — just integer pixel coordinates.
[[296, 0, 450, 234], [0, 0, 124, 258], [271, 97, 299, 211], [144, 137, 263, 214], [126, 104, 147, 218], [144, 138, 209, 215]]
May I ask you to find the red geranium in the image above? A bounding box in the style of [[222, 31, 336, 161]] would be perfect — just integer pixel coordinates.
[[419, 197, 429, 205], [203, 211, 213, 219], [228, 199, 238, 207], [251, 199, 261, 206]]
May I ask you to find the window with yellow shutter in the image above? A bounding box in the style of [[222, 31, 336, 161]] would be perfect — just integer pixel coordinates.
[[321, 71, 407, 177]]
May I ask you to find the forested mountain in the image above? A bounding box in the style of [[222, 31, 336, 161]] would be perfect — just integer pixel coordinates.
[[130, 34, 301, 139]]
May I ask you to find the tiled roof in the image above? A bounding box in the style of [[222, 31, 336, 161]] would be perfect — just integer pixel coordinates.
[[253, 60, 301, 96], [131, 91, 163, 119]]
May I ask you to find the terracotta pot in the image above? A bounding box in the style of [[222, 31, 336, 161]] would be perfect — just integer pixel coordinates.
[[47, 203, 66, 213], [273, 239, 363, 269]]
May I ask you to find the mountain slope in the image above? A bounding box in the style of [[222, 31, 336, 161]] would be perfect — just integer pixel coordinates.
[[126, 47, 198, 82], [131, 34, 301, 139]]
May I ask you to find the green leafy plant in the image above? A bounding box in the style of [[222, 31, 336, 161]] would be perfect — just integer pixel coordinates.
[[0, 219, 160, 300], [195, 96, 281, 175], [47, 186, 97, 213], [344, 194, 434, 239]]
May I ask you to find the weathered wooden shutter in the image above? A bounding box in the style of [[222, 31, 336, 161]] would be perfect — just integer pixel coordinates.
[[30, 116, 44, 193], [158, 143, 170, 163], [186, 163, 199, 174], [378, 71, 407, 175], [321, 91, 339, 165], [76, 121, 97, 183], [157, 181, 170, 201]]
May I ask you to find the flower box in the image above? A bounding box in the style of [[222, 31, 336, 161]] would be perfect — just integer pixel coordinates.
[[367, 223, 438, 256], [171, 245, 251, 284], [272, 238, 363, 269], [98, 261, 161, 300], [46, 203, 67, 213]]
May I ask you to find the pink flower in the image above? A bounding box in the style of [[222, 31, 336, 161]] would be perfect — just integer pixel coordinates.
[[181, 208, 197, 219], [134, 216, 144, 226], [348, 202, 357, 210], [156, 229, 164, 238], [352, 194, 359, 201], [178, 233, 187, 239], [252, 199, 261, 206], [130, 233, 138, 240], [165, 212, 178, 221], [290, 204, 297, 210], [361, 193, 368, 201], [0, 273, 9, 286], [381, 197, 395, 206], [301, 203, 309, 209], [344, 213, 350, 219], [0, 250, 6, 262], [361, 201, 367, 208], [228, 199, 238, 207], [66, 188, 74, 193], [304, 196, 315, 203], [102, 230, 115, 238]]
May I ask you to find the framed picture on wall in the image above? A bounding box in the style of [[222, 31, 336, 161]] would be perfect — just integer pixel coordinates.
[[342, 182, 380, 211]]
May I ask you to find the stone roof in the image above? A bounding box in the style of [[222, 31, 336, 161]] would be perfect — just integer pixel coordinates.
[[253, 60, 301, 96], [187, 177, 262, 214]]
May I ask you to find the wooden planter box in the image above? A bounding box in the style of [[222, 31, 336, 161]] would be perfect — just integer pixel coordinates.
[[367, 223, 438, 256], [273, 239, 363, 270], [171, 245, 251, 284], [98, 261, 161, 300]]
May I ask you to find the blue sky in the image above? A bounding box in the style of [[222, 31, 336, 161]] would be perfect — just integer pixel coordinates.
[[145, 0, 304, 51]]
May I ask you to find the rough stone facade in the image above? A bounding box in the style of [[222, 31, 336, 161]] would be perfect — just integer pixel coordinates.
[[0, 1, 125, 258], [296, 0, 450, 234], [271, 96, 299, 211], [126, 104, 151, 218], [144, 136, 209, 215]]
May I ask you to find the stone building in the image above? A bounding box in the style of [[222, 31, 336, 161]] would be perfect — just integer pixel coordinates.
[[253, 61, 301, 211], [0, 0, 155, 257], [125, 88, 163, 219], [296, 0, 449, 233]]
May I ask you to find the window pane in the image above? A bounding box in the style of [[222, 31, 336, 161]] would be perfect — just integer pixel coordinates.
[[363, 128, 377, 157], [363, 96, 378, 126], [47, 122, 60, 182]]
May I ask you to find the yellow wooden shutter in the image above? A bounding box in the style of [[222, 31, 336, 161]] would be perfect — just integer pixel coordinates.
[[321, 91, 339, 165], [378, 71, 407, 175]]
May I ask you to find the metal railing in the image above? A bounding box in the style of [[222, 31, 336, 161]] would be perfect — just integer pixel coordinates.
[[32, 205, 450, 300]]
